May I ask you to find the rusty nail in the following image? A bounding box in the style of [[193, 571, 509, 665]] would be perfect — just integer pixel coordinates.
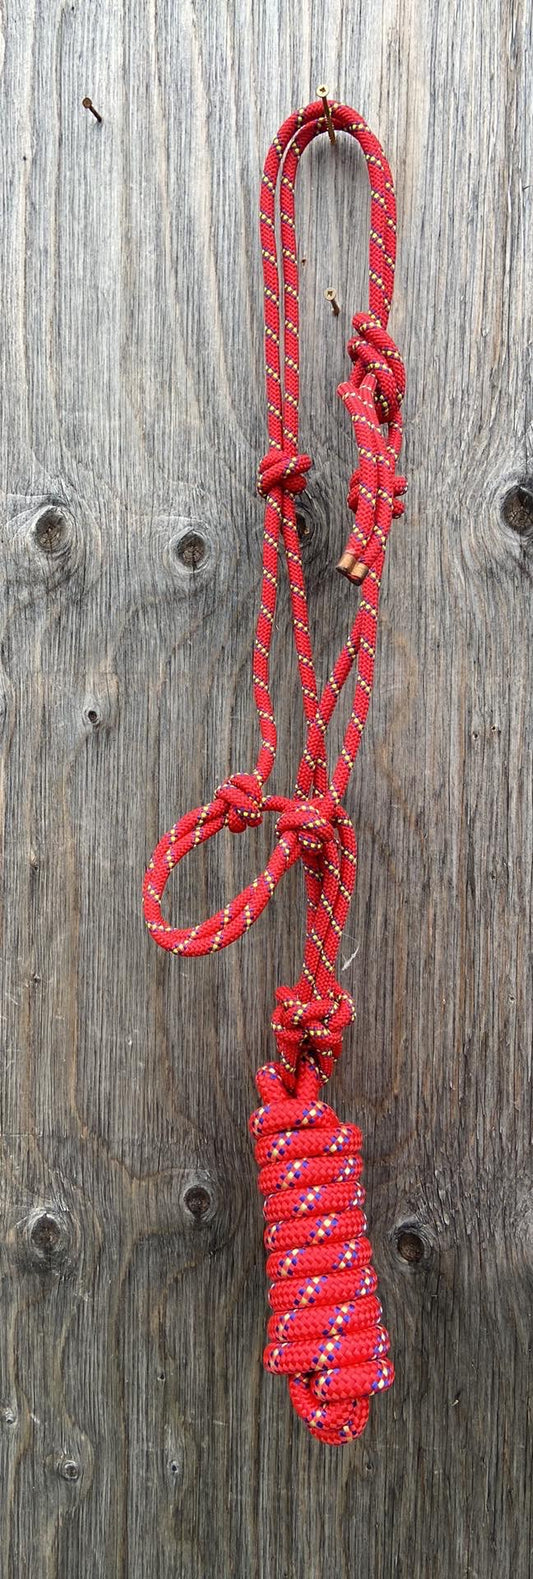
[[317, 85, 336, 146], [325, 287, 340, 317], [82, 96, 102, 124]]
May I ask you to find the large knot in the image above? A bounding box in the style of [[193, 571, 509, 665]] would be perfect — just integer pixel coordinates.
[[215, 773, 263, 834], [347, 312, 405, 423], [257, 449, 312, 498], [276, 798, 337, 856], [249, 1057, 394, 1444], [271, 984, 355, 1084]]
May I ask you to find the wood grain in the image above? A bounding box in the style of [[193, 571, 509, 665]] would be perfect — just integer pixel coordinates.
[[0, 0, 532, 1573]]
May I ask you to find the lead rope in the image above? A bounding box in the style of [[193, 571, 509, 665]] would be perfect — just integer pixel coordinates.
[[143, 98, 406, 1445]]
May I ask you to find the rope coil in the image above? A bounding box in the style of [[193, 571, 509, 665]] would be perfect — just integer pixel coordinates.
[[143, 96, 406, 1444], [250, 1058, 393, 1444]]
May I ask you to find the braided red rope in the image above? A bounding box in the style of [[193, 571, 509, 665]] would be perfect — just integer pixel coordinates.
[[143, 97, 406, 1444]]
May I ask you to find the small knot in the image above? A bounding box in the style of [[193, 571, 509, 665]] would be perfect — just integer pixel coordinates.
[[215, 773, 263, 833], [276, 798, 336, 855], [271, 984, 355, 1083], [348, 469, 407, 519], [257, 449, 312, 498], [347, 312, 405, 423]]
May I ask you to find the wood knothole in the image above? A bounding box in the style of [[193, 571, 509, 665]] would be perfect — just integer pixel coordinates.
[[20, 499, 83, 590], [81, 674, 118, 733], [393, 1219, 434, 1270], [57, 1454, 81, 1483], [0, 1403, 17, 1427], [30, 1211, 62, 1254], [501, 481, 533, 543], [20, 1207, 74, 1272], [83, 703, 102, 729], [396, 1227, 424, 1263], [181, 1170, 219, 1229], [175, 530, 208, 570], [295, 507, 314, 541], [32, 506, 72, 556], [183, 1183, 213, 1220], [161, 515, 217, 591]]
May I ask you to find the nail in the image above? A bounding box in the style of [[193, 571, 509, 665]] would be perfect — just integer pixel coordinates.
[[336, 552, 368, 583], [82, 97, 102, 124], [325, 287, 340, 317], [317, 86, 336, 146]]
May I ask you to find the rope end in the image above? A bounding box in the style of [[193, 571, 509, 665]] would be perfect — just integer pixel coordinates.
[[336, 551, 368, 583]]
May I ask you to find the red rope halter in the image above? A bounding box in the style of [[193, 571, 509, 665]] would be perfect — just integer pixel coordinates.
[[143, 97, 406, 1444]]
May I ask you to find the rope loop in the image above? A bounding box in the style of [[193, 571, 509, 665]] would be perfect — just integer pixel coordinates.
[[256, 448, 312, 497]]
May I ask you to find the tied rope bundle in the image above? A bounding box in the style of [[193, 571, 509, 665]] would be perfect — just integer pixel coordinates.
[[143, 97, 406, 1445]]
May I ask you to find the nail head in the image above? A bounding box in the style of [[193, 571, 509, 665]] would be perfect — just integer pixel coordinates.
[[82, 96, 102, 123], [325, 287, 340, 317]]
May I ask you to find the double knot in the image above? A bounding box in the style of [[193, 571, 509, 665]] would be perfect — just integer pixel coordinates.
[[257, 449, 312, 498], [347, 312, 405, 423], [276, 798, 337, 856], [215, 773, 263, 833], [215, 785, 339, 848], [272, 984, 356, 1082]]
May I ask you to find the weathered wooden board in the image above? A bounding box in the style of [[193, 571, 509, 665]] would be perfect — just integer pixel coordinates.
[[0, 0, 532, 1573]]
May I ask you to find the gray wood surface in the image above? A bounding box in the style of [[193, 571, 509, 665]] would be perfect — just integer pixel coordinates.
[[0, 0, 532, 1574]]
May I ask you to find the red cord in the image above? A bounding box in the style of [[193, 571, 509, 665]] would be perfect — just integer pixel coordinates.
[[143, 98, 406, 1444]]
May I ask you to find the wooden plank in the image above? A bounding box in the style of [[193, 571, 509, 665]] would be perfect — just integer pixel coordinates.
[[0, 0, 531, 1573]]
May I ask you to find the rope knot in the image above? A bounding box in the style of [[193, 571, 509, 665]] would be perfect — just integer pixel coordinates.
[[271, 983, 355, 1084], [347, 312, 405, 423], [257, 449, 312, 498], [276, 797, 337, 855], [215, 773, 263, 833], [348, 469, 407, 519]]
